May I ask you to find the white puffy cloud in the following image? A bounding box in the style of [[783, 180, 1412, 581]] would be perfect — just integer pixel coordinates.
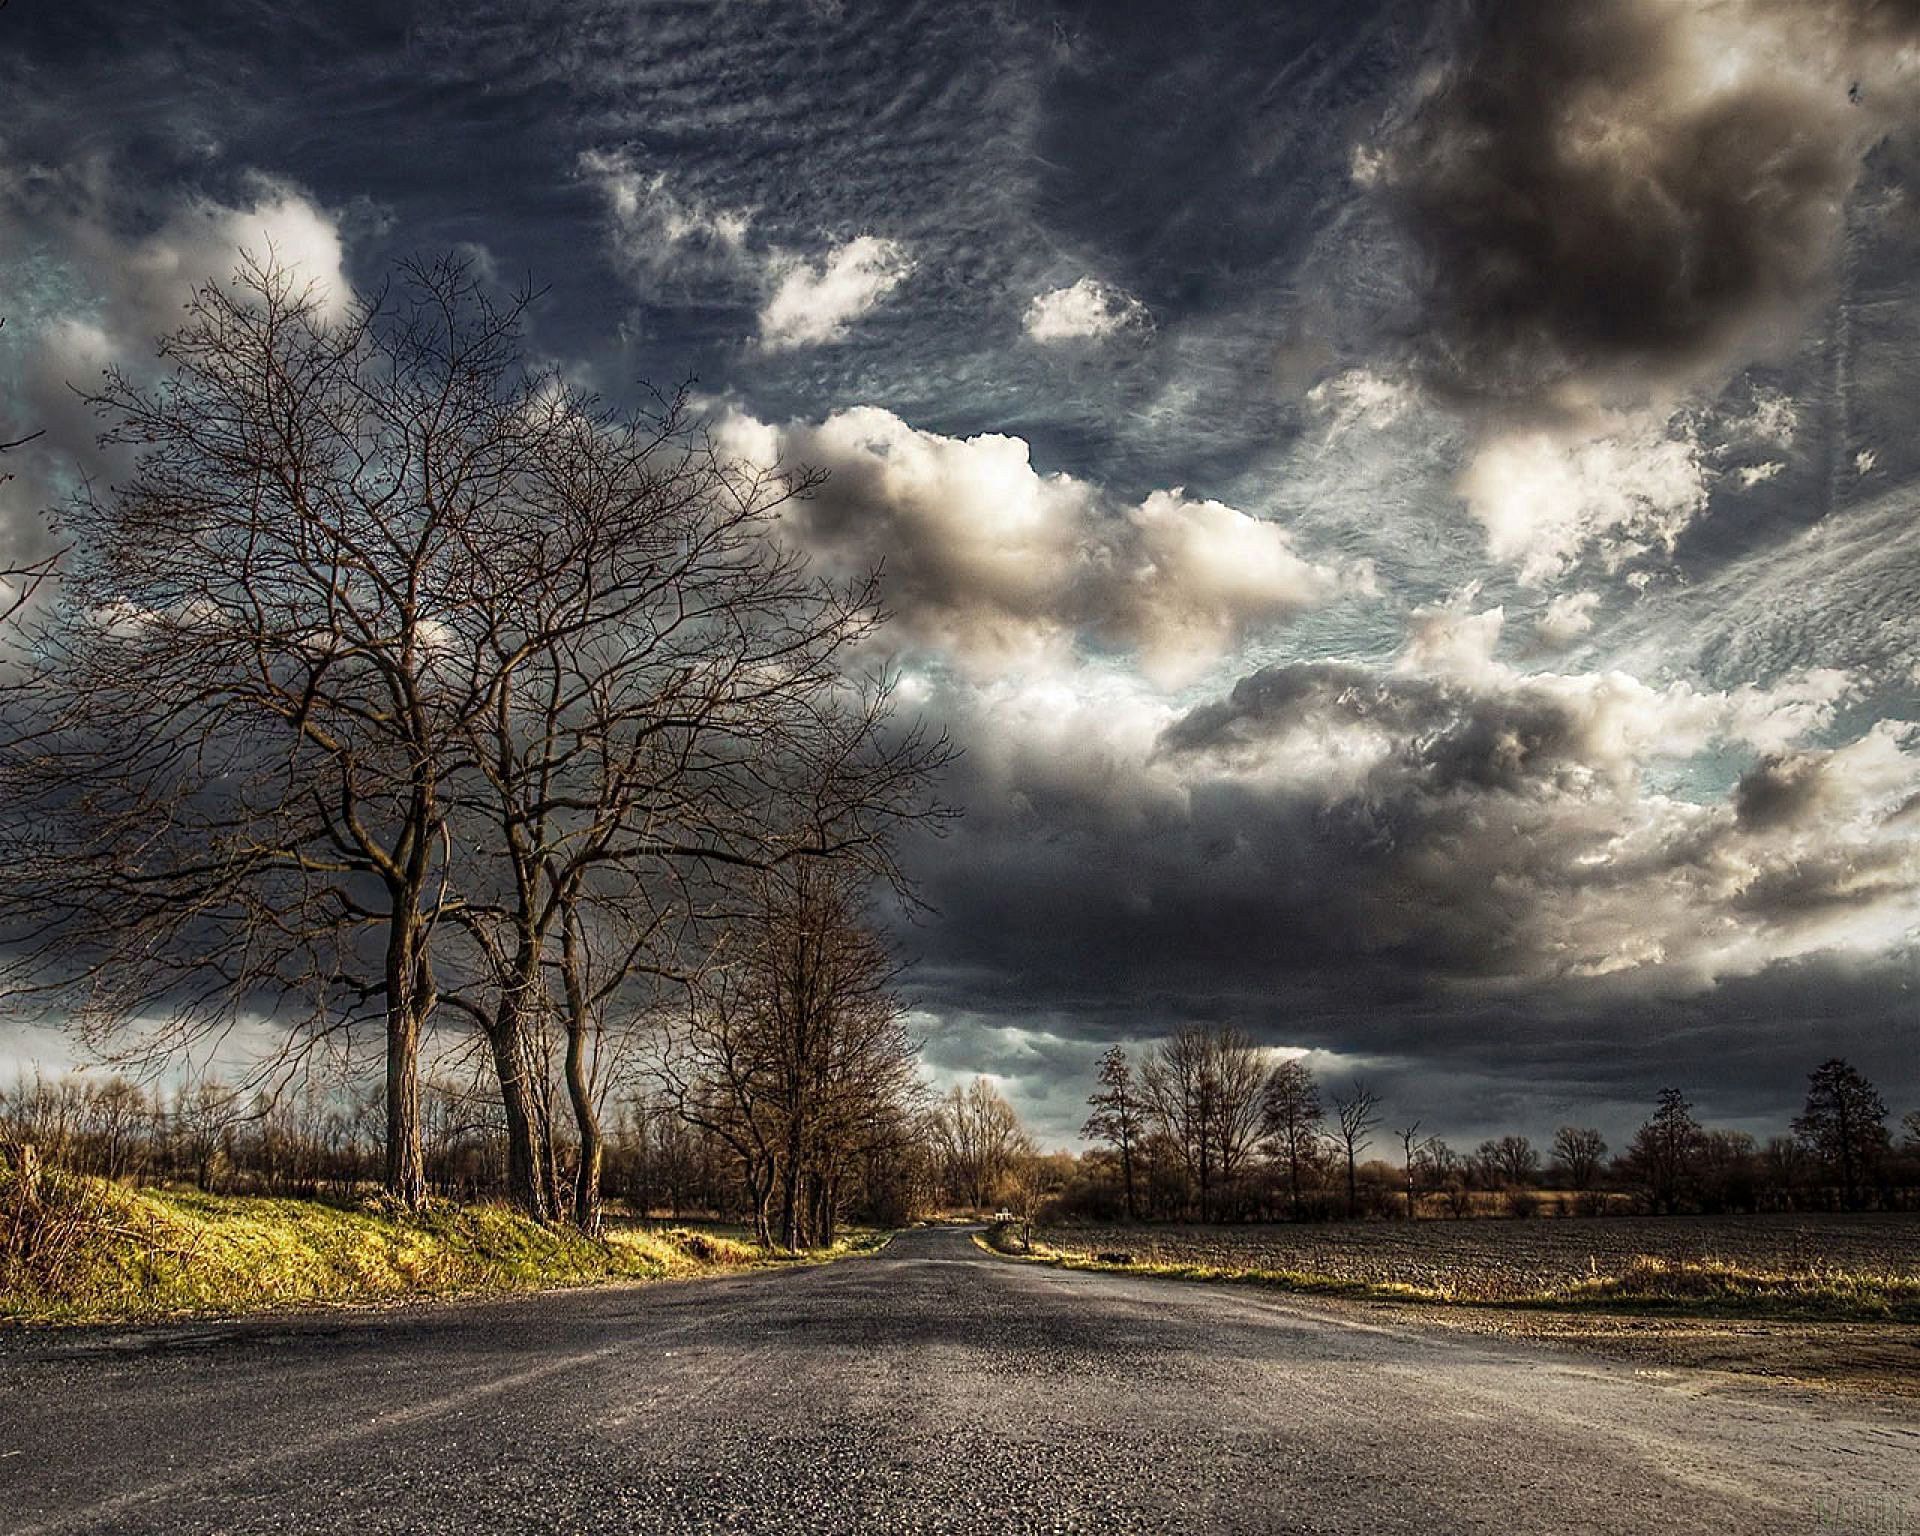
[[713, 404, 1360, 680], [579, 156, 913, 352], [1534, 590, 1600, 650], [757, 235, 914, 352], [1458, 413, 1710, 584], [1022, 277, 1150, 343], [1, 169, 352, 575]]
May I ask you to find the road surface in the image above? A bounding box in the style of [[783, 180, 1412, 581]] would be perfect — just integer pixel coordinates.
[[1, 1226, 1914, 1534]]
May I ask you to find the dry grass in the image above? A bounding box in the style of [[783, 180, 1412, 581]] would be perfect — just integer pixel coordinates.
[[0, 1151, 874, 1325]]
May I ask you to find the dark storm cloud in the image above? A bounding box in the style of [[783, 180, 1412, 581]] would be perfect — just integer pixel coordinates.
[[1159, 660, 1622, 795], [1379, 0, 1915, 406], [905, 760, 1920, 1144], [894, 651, 1920, 1138]]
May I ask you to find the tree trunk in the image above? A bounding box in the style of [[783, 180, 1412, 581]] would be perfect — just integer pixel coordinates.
[[558, 913, 604, 1233], [383, 908, 428, 1209], [779, 1148, 803, 1253], [489, 991, 551, 1222]]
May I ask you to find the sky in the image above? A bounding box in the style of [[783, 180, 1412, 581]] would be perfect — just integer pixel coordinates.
[[3, 0, 1920, 1150]]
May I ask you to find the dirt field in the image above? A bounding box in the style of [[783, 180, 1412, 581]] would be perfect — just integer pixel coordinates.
[[1038, 1213, 1920, 1299], [1028, 1214, 1920, 1401]]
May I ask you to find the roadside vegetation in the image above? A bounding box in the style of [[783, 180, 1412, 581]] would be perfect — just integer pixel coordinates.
[[1, 1145, 887, 1326], [980, 1219, 1920, 1323]]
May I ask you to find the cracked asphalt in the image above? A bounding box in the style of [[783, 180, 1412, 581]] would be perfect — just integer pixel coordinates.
[[1, 1226, 1915, 1534]]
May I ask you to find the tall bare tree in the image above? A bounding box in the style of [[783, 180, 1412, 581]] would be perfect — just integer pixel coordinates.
[[929, 1077, 1028, 1211], [1143, 1025, 1266, 1221], [1329, 1082, 1380, 1218], [3, 258, 527, 1205], [3, 254, 947, 1220], [1260, 1056, 1323, 1219], [1082, 1046, 1144, 1220]]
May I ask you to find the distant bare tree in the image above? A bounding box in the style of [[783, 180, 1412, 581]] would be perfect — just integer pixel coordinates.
[[1486, 1135, 1540, 1189], [1261, 1057, 1323, 1219], [1416, 1136, 1469, 1218], [1623, 1088, 1706, 1214], [1550, 1126, 1607, 1192], [1397, 1121, 1422, 1219], [929, 1077, 1028, 1211], [1082, 1046, 1145, 1221], [1329, 1083, 1380, 1218], [1143, 1025, 1266, 1221]]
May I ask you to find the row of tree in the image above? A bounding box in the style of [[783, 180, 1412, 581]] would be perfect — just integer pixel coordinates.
[[0, 256, 946, 1233], [1077, 1028, 1920, 1219], [0, 1058, 1048, 1234]]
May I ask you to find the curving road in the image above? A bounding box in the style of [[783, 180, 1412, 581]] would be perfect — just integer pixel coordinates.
[[1, 1226, 1914, 1534]]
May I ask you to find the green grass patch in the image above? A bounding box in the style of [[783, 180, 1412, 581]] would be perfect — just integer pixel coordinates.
[[1, 1153, 877, 1326], [976, 1227, 1920, 1323]]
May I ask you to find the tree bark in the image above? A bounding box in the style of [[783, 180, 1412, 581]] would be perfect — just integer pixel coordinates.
[[489, 979, 552, 1222], [383, 907, 429, 1209], [559, 917, 603, 1233]]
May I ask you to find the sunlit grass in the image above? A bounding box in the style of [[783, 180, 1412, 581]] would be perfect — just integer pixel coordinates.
[[1, 1155, 878, 1325]]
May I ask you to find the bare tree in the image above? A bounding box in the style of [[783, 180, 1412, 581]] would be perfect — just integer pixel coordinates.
[[1624, 1087, 1706, 1214], [1142, 1025, 1267, 1221], [1485, 1134, 1539, 1189], [1550, 1126, 1607, 1192], [929, 1077, 1028, 1211], [1397, 1121, 1422, 1220], [2, 258, 540, 1207], [1260, 1056, 1323, 1219], [1793, 1058, 1890, 1210], [5, 254, 948, 1221], [1082, 1046, 1144, 1221], [1329, 1083, 1380, 1219]]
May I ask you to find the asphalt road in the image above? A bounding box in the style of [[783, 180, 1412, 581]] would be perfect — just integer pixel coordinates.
[[1, 1226, 1915, 1535]]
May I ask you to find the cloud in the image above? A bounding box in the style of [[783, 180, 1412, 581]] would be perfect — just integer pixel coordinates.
[[1022, 276, 1150, 343], [579, 150, 753, 283], [1534, 591, 1600, 650], [715, 404, 1361, 680], [903, 640, 1920, 1139], [578, 155, 916, 352], [899, 616, 1910, 1079], [1457, 412, 1710, 583], [0, 167, 351, 573], [1305, 368, 1419, 442], [757, 235, 915, 352], [1375, 0, 1917, 408]]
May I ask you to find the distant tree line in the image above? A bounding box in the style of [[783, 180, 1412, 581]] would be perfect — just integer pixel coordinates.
[[1069, 1028, 1920, 1220], [0, 1064, 933, 1233]]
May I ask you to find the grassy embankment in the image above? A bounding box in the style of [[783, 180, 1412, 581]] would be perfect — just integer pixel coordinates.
[[1, 1152, 885, 1325], [977, 1225, 1920, 1323]]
